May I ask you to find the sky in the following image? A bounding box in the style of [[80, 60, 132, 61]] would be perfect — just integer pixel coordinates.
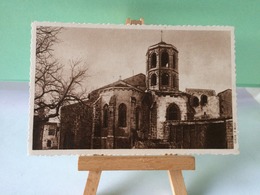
[[51, 24, 234, 94]]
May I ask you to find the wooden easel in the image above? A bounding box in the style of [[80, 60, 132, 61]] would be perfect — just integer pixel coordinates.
[[78, 18, 195, 195], [78, 155, 195, 195]]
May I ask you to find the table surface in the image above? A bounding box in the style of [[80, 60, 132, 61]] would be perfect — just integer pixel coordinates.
[[0, 82, 259, 195]]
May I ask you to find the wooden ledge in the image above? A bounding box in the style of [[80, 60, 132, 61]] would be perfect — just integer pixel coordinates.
[[78, 155, 195, 171]]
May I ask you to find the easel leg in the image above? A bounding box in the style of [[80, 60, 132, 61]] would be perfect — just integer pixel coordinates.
[[168, 170, 187, 195], [84, 171, 102, 195]]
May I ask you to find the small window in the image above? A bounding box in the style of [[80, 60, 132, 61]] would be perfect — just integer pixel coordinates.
[[151, 74, 157, 86], [151, 53, 156, 68], [161, 73, 169, 85], [103, 104, 109, 128], [191, 96, 199, 107], [161, 51, 169, 67], [201, 95, 208, 106], [166, 103, 180, 120], [118, 103, 127, 127], [47, 140, 51, 147], [48, 129, 55, 136]]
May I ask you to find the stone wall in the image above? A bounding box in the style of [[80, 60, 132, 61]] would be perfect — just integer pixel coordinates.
[[59, 86, 232, 149], [150, 102, 157, 139], [154, 93, 189, 139], [218, 89, 232, 118], [186, 89, 220, 119], [96, 88, 144, 149], [193, 96, 220, 119], [60, 103, 92, 149]]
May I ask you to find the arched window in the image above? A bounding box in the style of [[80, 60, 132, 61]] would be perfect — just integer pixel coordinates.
[[201, 95, 208, 106], [191, 96, 199, 107], [118, 103, 127, 127], [161, 73, 169, 85], [151, 74, 157, 86], [151, 53, 157, 68], [172, 54, 176, 69], [166, 103, 181, 120], [47, 140, 52, 148], [161, 51, 169, 67], [103, 104, 109, 127]]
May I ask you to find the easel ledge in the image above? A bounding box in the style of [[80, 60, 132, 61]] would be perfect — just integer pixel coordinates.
[[78, 155, 195, 195]]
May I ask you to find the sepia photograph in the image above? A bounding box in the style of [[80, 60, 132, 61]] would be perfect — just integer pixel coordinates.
[[29, 22, 238, 155]]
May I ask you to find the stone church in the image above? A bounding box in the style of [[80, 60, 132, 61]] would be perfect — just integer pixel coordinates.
[[60, 41, 233, 150]]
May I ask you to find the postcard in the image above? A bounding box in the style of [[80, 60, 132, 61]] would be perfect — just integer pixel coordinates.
[[29, 22, 238, 155]]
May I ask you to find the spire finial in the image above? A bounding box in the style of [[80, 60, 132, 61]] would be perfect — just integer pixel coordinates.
[[161, 30, 163, 42]]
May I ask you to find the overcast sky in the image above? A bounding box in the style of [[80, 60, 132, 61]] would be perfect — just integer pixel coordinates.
[[51, 25, 233, 93]]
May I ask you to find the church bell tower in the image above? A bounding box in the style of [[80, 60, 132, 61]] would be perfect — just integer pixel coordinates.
[[146, 41, 179, 93]]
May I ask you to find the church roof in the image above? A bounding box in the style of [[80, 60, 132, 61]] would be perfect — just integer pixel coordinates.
[[148, 41, 178, 51], [122, 73, 146, 90], [217, 89, 232, 96], [100, 73, 146, 91], [87, 73, 146, 100]]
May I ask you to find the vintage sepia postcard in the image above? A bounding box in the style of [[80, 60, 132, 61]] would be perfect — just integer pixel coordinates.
[[29, 22, 238, 155]]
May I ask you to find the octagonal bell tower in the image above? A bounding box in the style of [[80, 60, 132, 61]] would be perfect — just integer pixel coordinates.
[[146, 41, 179, 93]]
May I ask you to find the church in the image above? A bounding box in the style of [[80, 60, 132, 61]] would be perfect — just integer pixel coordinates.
[[59, 41, 233, 150]]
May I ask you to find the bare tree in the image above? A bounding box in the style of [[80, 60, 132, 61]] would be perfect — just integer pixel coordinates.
[[34, 26, 88, 122]]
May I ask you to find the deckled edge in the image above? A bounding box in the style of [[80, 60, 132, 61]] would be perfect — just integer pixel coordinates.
[[28, 22, 36, 156]]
